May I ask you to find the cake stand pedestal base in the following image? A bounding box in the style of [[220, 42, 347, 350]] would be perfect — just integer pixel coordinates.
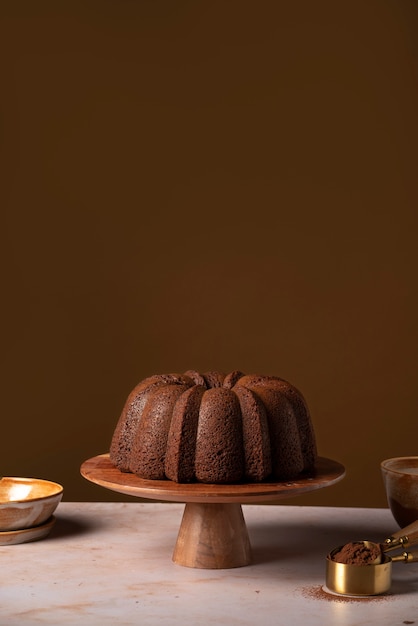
[[172, 502, 251, 569]]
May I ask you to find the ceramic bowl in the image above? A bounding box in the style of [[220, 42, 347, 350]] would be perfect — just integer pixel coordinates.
[[0, 477, 63, 531], [381, 457, 418, 528]]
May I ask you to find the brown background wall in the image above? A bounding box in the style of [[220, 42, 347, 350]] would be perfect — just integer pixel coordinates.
[[1, 0, 417, 508]]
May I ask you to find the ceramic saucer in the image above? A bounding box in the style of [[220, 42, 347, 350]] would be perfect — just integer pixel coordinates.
[[0, 516, 56, 546]]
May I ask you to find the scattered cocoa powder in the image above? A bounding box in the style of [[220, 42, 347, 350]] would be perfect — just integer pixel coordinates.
[[300, 585, 393, 603], [331, 541, 382, 565]]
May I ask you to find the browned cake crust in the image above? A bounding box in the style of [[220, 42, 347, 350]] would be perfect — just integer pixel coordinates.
[[109, 374, 192, 472], [195, 388, 244, 483], [129, 383, 190, 479], [164, 385, 205, 483], [234, 385, 272, 481], [109, 370, 317, 484]]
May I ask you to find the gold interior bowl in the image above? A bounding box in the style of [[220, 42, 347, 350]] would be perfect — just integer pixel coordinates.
[[0, 477, 63, 531]]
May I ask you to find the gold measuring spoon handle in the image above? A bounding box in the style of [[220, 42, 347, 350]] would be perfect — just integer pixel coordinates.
[[384, 519, 418, 551], [390, 549, 418, 563]]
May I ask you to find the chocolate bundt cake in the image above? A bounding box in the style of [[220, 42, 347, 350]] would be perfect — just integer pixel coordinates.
[[109, 370, 317, 484]]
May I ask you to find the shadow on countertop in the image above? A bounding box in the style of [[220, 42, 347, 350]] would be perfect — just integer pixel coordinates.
[[48, 513, 107, 541]]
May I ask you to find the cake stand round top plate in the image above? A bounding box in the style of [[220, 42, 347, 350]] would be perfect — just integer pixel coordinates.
[[81, 454, 345, 504]]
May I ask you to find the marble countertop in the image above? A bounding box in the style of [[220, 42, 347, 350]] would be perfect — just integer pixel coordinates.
[[1, 502, 417, 625]]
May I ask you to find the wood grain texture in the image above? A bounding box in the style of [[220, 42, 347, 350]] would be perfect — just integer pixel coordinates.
[[172, 503, 251, 568], [80, 454, 345, 504]]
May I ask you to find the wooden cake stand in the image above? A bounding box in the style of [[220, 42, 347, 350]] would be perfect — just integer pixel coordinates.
[[81, 454, 345, 569]]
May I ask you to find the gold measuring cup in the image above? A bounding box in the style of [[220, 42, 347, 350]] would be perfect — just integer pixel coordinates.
[[326, 519, 418, 596]]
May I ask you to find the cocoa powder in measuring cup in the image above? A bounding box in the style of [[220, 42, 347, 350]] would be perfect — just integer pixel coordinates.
[[331, 541, 382, 565]]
